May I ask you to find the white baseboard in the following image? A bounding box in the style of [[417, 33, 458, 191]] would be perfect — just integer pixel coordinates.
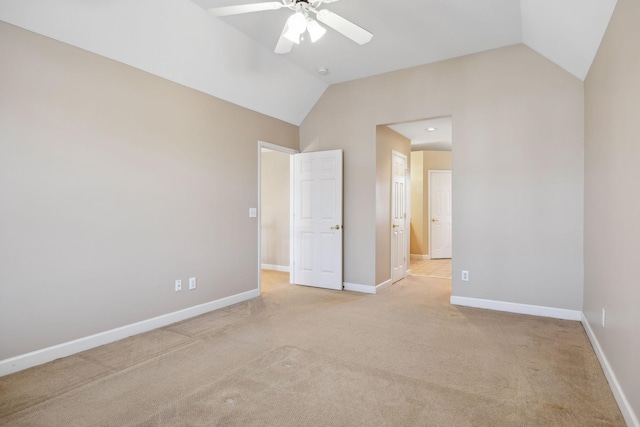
[[0, 288, 260, 377], [343, 282, 376, 294], [410, 254, 431, 260], [449, 296, 582, 321], [376, 279, 392, 292], [261, 264, 290, 273], [582, 314, 639, 427]]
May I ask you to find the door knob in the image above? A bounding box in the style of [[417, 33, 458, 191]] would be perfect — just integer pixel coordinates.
[[431, 219, 438, 222], [393, 224, 399, 228], [330, 225, 341, 230]]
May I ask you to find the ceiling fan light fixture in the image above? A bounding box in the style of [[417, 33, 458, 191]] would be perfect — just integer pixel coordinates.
[[283, 28, 301, 44], [284, 11, 307, 43], [307, 19, 326, 43], [207, 1, 373, 53]]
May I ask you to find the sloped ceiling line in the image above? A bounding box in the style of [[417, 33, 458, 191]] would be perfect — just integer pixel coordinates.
[[0, 0, 616, 125]]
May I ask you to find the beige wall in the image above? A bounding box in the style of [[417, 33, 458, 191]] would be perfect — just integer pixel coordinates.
[[261, 150, 290, 268], [584, 0, 640, 422], [410, 153, 425, 255], [301, 44, 584, 308], [410, 151, 452, 256], [375, 126, 411, 286], [0, 22, 299, 360]]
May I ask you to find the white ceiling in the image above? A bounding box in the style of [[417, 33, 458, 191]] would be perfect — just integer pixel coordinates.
[[521, 0, 617, 80], [0, 0, 617, 125], [388, 117, 453, 152], [192, 0, 523, 85]]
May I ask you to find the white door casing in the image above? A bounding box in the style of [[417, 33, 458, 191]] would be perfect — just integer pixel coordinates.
[[429, 170, 452, 259], [293, 150, 343, 290], [391, 151, 408, 283]]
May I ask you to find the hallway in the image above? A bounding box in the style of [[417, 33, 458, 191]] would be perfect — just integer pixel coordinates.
[[410, 258, 452, 279]]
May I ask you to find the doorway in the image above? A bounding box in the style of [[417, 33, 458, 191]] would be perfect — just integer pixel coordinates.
[[258, 141, 297, 292], [258, 142, 344, 292], [388, 116, 453, 279]]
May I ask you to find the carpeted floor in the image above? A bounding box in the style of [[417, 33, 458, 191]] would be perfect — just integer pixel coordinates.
[[0, 272, 625, 426]]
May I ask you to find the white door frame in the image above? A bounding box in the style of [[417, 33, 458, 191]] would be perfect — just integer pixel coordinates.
[[257, 141, 298, 293], [428, 169, 452, 259], [405, 162, 411, 275], [390, 150, 410, 283]]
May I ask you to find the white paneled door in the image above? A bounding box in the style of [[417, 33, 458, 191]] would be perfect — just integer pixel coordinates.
[[391, 151, 408, 284], [429, 170, 452, 259], [293, 150, 343, 290]]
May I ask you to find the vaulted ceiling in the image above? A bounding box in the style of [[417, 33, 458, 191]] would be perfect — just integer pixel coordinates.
[[0, 0, 617, 125]]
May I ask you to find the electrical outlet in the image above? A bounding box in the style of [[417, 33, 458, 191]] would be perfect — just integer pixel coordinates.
[[601, 308, 606, 328], [175, 280, 182, 292], [461, 270, 469, 281], [189, 277, 197, 290]]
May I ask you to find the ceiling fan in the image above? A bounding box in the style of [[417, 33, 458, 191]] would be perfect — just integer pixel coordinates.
[[208, 0, 373, 54]]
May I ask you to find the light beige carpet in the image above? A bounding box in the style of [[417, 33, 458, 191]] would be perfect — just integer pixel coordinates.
[[0, 272, 625, 426]]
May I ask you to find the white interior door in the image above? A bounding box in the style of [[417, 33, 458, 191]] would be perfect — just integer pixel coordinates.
[[429, 170, 452, 259], [293, 150, 343, 290], [391, 151, 408, 283]]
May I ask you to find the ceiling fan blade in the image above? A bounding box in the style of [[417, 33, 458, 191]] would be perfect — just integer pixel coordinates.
[[309, 0, 339, 7], [208, 2, 283, 17], [274, 22, 294, 54], [316, 9, 373, 45]]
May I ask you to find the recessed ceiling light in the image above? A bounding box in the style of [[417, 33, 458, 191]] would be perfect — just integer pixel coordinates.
[[426, 127, 437, 132], [317, 67, 329, 76]]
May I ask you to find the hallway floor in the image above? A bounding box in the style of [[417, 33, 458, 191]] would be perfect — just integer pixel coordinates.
[[410, 257, 452, 279]]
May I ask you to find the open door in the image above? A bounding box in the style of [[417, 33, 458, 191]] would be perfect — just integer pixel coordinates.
[[429, 170, 452, 259], [292, 150, 343, 290], [391, 151, 408, 283]]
